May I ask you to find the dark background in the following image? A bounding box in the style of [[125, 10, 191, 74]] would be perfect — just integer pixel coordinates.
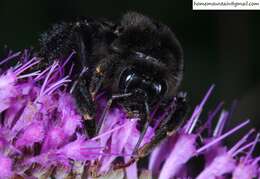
[[0, 1, 259, 142]]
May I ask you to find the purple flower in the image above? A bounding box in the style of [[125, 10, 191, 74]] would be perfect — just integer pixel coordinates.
[[57, 135, 102, 161], [0, 154, 13, 178], [232, 133, 260, 179], [0, 51, 259, 178], [15, 121, 45, 148], [0, 70, 19, 113], [233, 157, 259, 179], [41, 126, 67, 152], [158, 134, 197, 179], [57, 93, 82, 136]]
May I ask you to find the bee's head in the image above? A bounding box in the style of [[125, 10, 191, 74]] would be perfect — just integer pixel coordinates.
[[90, 12, 183, 108], [118, 66, 167, 104]]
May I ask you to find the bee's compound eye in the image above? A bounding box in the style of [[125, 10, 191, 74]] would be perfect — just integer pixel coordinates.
[[149, 80, 167, 101], [153, 83, 163, 96], [119, 68, 140, 93], [119, 68, 167, 103]]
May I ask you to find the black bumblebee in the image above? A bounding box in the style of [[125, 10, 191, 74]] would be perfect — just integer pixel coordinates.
[[39, 12, 187, 167]]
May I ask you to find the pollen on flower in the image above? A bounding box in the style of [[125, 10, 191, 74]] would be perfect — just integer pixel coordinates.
[[0, 51, 259, 179]]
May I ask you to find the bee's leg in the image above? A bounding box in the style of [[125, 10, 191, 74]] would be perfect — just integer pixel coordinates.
[[72, 31, 98, 118], [113, 157, 137, 170], [75, 30, 89, 67], [138, 93, 188, 157], [90, 75, 104, 98], [113, 102, 152, 170], [114, 94, 187, 170], [95, 93, 133, 134], [132, 101, 151, 155], [74, 78, 96, 119], [71, 78, 98, 138]]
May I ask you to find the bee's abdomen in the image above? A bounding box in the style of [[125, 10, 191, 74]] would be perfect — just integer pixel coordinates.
[[39, 22, 76, 61]]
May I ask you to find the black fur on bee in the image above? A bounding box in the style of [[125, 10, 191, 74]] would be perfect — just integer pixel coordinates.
[[38, 12, 187, 165]]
